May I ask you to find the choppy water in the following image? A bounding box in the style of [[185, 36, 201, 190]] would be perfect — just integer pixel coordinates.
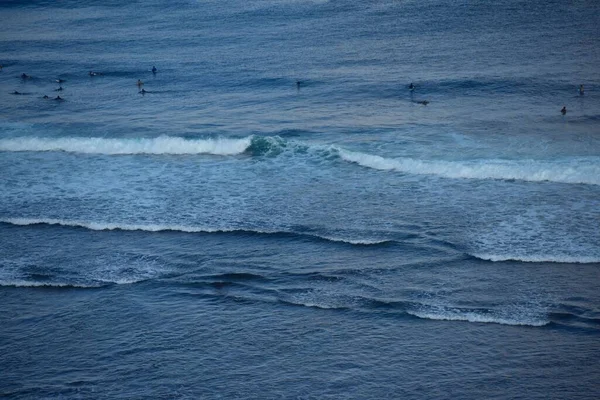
[[1, 0, 599, 399]]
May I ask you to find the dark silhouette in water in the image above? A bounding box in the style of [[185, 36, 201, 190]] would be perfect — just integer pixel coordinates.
[[55, 95, 64, 101], [416, 100, 429, 105], [89, 71, 102, 76], [137, 79, 144, 88], [296, 80, 302, 90], [55, 79, 66, 83], [409, 82, 415, 90], [43, 95, 49, 99], [579, 84, 584, 96], [55, 86, 64, 91], [561, 106, 566, 115], [152, 66, 157, 74], [11, 90, 22, 95], [21, 73, 30, 79], [139, 89, 147, 95]]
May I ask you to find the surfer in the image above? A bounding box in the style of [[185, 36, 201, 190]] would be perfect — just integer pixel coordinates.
[[152, 66, 157, 73], [21, 73, 30, 79], [561, 106, 566, 115], [11, 90, 21, 95], [89, 71, 102, 76], [579, 84, 584, 96], [55, 86, 64, 91], [296, 80, 301, 89], [137, 79, 144, 87], [43, 95, 49, 99], [416, 100, 429, 105], [55, 78, 66, 83], [139, 88, 147, 95], [55, 95, 64, 101], [409, 82, 415, 90]]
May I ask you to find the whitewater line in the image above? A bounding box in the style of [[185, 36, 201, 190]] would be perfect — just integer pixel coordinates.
[[0, 218, 391, 246], [0, 136, 253, 155], [337, 148, 600, 185], [470, 252, 600, 264], [406, 309, 549, 327]]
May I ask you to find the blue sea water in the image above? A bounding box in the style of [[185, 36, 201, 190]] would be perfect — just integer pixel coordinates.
[[1, 0, 599, 398]]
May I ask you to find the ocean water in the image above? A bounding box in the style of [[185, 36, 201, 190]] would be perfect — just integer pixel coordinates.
[[1, 0, 599, 398]]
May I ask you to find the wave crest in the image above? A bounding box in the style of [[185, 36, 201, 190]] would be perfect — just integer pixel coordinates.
[[0, 218, 392, 246], [407, 305, 549, 327], [337, 149, 600, 185], [0, 136, 253, 155]]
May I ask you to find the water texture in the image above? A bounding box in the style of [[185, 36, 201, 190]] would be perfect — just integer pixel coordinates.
[[1, 0, 599, 399]]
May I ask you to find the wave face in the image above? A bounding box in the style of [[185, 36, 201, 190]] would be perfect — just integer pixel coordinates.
[[0, 136, 253, 155], [337, 148, 600, 185]]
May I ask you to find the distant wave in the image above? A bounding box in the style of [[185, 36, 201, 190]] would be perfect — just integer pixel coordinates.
[[337, 148, 600, 185], [0, 218, 392, 246], [470, 253, 600, 264], [0, 136, 253, 155]]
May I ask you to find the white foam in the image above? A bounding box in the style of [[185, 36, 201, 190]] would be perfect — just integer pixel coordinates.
[[1, 218, 393, 247], [0, 136, 253, 155], [318, 234, 391, 245], [2, 217, 237, 233], [337, 148, 600, 185], [407, 308, 549, 327]]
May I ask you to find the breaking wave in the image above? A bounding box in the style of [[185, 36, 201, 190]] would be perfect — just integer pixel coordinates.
[[3, 134, 598, 186], [406, 307, 549, 327], [0, 136, 253, 155], [470, 253, 600, 264], [337, 148, 600, 185]]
